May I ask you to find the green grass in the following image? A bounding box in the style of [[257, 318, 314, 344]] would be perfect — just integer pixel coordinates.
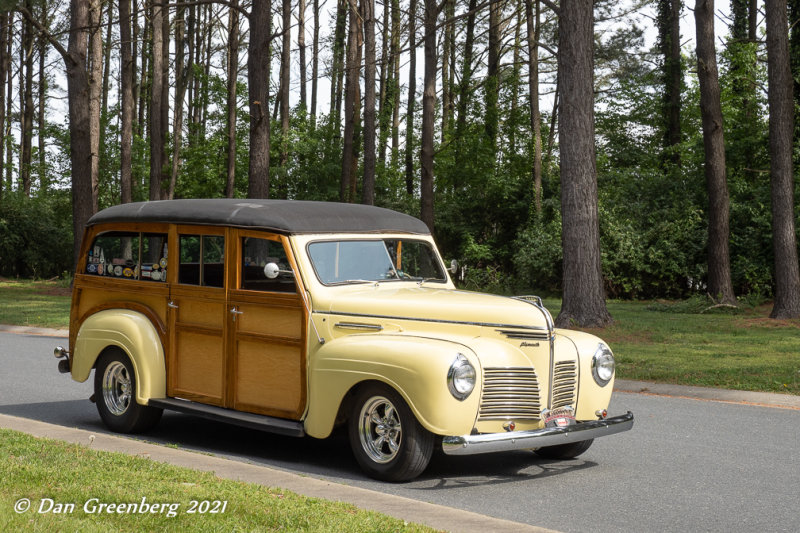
[[1, 279, 798, 394], [0, 278, 71, 329], [544, 299, 800, 395], [0, 429, 435, 532]]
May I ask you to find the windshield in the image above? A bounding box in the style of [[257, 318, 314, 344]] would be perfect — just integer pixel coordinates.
[[307, 239, 447, 285]]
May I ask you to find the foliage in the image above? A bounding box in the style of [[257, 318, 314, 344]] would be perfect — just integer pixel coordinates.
[[0, 193, 72, 279]]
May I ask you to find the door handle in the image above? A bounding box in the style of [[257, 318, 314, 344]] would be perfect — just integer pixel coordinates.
[[167, 300, 179, 309], [230, 306, 243, 321]]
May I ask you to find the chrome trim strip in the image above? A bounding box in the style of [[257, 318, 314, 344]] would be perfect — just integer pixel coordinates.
[[442, 412, 634, 456], [315, 310, 545, 331], [334, 322, 384, 331], [512, 296, 556, 409]]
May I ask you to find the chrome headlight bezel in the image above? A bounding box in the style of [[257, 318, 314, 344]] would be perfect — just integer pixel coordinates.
[[447, 353, 476, 401], [591, 343, 615, 387]]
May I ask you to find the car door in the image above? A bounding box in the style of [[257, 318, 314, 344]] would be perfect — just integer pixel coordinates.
[[167, 227, 228, 406], [226, 231, 307, 419]]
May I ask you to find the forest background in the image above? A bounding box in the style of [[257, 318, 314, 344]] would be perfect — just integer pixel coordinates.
[[0, 0, 799, 325]]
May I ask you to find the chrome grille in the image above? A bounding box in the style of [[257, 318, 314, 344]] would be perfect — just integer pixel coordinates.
[[479, 368, 541, 421], [551, 360, 578, 408]]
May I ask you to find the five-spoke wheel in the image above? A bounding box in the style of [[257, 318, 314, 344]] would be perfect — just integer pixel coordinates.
[[94, 348, 162, 433]]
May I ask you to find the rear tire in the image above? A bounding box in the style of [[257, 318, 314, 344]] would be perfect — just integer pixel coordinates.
[[94, 348, 162, 433], [534, 439, 593, 459], [348, 383, 434, 482]]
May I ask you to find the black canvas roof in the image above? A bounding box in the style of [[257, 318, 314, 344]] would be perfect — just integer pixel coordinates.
[[87, 199, 431, 235]]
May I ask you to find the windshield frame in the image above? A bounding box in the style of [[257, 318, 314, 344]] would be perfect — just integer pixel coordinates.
[[305, 237, 449, 287]]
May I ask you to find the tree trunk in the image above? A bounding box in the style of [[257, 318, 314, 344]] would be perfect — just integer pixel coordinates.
[[657, 0, 682, 168], [485, 0, 502, 150], [0, 13, 8, 200], [248, 0, 271, 199], [88, 0, 102, 209], [362, 0, 376, 205], [299, 0, 307, 111], [765, 0, 800, 318], [377, 0, 389, 166], [149, 0, 165, 201], [455, 0, 477, 175], [555, 0, 612, 328], [330, 0, 348, 126], [4, 13, 13, 191], [525, 0, 543, 214], [695, 0, 736, 304], [420, 0, 437, 231], [280, 0, 291, 167], [66, 0, 94, 268], [37, 5, 49, 193], [226, 2, 240, 198], [790, 0, 800, 157], [119, 0, 133, 204], [340, 0, 359, 202], [169, 0, 187, 200], [21, 2, 33, 197], [405, 0, 417, 195], [311, 0, 319, 122], [440, 0, 452, 143]]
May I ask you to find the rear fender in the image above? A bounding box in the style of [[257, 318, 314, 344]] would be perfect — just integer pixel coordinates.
[[72, 309, 166, 405]]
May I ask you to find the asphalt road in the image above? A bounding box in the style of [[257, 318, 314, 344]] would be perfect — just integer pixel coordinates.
[[2, 331, 799, 532]]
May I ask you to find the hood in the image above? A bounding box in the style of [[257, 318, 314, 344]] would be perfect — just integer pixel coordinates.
[[324, 286, 551, 331]]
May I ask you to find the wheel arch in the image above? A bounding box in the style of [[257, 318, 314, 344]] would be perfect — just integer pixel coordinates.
[[72, 308, 166, 405], [303, 334, 481, 439]]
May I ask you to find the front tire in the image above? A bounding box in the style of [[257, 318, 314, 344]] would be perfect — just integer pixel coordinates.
[[348, 383, 434, 482], [94, 348, 162, 433], [534, 439, 593, 459]]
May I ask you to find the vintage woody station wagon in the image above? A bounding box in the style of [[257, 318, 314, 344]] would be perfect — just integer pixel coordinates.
[[56, 199, 633, 481]]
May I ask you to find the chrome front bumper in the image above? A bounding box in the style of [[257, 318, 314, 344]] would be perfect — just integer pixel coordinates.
[[441, 411, 634, 456]]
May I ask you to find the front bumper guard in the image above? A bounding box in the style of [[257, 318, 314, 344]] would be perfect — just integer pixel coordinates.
[[442, 411, 634, 456]]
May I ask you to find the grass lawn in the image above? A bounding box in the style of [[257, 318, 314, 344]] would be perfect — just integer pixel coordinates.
[[544, 299, 800, 395], [0, 429, 435, 532], [0, 278, 71, 329], [1, 278, 798, 394]]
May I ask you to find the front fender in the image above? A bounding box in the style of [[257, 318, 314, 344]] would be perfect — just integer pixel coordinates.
[[72, 309, 166, 405], [304, 334, 481, 439]]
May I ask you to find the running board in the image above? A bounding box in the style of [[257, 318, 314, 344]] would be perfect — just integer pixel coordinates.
[[148, 398, 305, 438]]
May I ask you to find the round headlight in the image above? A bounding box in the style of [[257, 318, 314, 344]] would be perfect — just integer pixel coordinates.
[[447, 354, 476, 401], [592, 343, 615, 387]]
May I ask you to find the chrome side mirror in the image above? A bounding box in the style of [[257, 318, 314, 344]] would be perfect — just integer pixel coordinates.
[[448, 259, 459, 274], [264, 262, 288, 279]]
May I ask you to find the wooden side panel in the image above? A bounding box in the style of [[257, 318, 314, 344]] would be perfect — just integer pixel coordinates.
[[234, 339, 302, 414], [173, 328, 225, 404]]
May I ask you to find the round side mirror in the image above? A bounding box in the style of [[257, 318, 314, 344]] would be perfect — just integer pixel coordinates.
[[264, 262, 280, 279], [449, 259, 459, 274]]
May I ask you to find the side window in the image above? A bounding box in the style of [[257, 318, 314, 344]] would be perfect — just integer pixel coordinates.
[[178, 234, 225, 288], [86, 231, 168, 282], [241, 237, 296, 293]]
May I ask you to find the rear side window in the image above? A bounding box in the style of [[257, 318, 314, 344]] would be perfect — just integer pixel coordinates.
[[86, 231, 168, 282], [178, 234, 225, 288]]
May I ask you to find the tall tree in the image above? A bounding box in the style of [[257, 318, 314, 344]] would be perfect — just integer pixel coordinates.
[[657, 0, 681, 168], [298, 0, 307, 110], [119, 0, 133, 204], [280, 0, 291, 167], [20, 1, 33, 196], [169, 0, 188, 199], [149, 0, 167, 201], [310, 0, 320, 122], [555, 0, 612, 328], [340, 0, 359, 201], [0, 12, 8, 200], [405, 0, 417, 195], [361, 0, 376, 205], [525, 0, 543, 214], [420, 0, 439, 231], [225, 1, 240, 198], [695, 0, 736, 304], [88, 0, 102, 209], [765, 0, 800, 318], [248, 0, 271, 199]]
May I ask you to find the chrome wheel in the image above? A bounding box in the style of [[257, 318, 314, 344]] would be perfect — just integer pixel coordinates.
[[358, 395, 402, 464], [102, 361, 132, 416]]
